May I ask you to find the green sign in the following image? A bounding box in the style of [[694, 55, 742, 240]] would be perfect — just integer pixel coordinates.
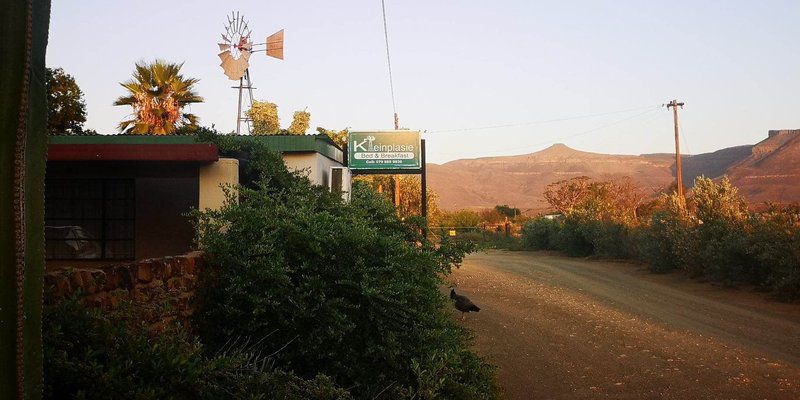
[[348, 131, 421, 170]]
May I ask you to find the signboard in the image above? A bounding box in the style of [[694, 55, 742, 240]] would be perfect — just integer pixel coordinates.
[[348, 131, 421, 170]]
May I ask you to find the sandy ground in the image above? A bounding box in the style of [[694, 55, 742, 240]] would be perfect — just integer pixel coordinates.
[[448, 250, 800, 400]]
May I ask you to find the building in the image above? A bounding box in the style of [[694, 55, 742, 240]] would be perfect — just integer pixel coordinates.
[[45, 133, 347, 267]]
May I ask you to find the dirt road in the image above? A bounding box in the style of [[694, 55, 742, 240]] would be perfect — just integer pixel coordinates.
[[449, 250, 800, 399]]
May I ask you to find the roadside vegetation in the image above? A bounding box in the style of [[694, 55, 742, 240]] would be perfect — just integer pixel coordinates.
[[44, 299, 350, 399], [42, 130, 498, 399], [192, 132, 498, 399], [520, 176, 800, 301], [432, 206, 528, 250]]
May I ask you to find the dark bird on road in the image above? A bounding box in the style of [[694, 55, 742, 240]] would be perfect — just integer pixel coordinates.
[[450, 288, 480, 320]]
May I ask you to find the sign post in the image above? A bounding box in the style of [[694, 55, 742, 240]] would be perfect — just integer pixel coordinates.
[[348, 131, 427, 237]]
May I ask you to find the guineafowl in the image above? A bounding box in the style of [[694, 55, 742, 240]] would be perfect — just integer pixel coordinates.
[[450, 288, 480, 320]]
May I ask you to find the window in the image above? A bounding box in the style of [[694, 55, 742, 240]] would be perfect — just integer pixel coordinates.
[[45, 179, 135, 260]]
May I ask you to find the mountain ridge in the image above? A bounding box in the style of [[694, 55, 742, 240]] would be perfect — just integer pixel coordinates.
[[427, 130, 799, 211]]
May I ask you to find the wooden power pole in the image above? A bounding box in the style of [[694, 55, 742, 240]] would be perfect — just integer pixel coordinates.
[[393, 112, 400, 208], [666, 100, 685, 198]]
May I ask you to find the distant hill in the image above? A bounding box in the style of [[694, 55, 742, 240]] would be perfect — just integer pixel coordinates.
[[727, 130, 800, 205], [428, 130, 798, 211]]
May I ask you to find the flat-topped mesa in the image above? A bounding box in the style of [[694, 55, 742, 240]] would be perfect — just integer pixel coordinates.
[[767, 129, 800, 139], [753, 129, 800, 159]]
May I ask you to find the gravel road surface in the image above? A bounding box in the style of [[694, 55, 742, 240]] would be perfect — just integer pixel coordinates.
[[449, 250, 800, 399]]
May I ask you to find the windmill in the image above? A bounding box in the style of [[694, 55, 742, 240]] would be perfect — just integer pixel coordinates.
[[218, 11, 284, 134]]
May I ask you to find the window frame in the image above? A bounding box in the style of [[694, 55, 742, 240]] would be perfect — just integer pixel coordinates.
[[45, 178, 136, 261]]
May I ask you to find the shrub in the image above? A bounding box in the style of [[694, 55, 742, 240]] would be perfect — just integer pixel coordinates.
[[43, 299, 350, 400], [693, 177, 762, 284], [584, 220, 634, 259], [521, 217, 560, 250], [749, 206, 800, 300], [638, 194, 698, 273], [556, 215, 594, 257], [191, 133, 498, 399]]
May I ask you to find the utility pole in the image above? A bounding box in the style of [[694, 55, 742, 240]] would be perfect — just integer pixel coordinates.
[[666, 100, 685, 199], [393, 112, 400, 208]]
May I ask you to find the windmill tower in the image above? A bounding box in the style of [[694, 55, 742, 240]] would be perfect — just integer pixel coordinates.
[[217, 11, 284, 134]]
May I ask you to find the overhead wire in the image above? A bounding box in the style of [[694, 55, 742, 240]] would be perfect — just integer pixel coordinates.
[[479, 106, 662, 154], [424, 104, 661, 134], [380, 0, 397, 116], [430, 106, 663, 157]]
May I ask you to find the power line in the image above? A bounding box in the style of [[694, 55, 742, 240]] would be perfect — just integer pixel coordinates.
[[424, 104, 661, 134], [380, 0, 397, 117], [430, 107, 662, 156], [485, 107, 661, 153]]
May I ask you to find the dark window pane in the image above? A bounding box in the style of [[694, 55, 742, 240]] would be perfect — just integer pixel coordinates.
[[45, 179, 135, 260]]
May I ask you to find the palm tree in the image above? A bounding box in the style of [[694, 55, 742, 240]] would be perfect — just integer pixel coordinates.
[[114, 60, 203, 134]]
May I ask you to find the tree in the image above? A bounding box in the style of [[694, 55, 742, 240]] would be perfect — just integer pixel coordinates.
[[543, 176, 643, 223], [46, 67, 87, 134], [316, 127, 348, 149], [248, 100, 280, 135], [395, 175, 441, 222], [113, 60, 203, 135], [287, 109, 310, 135], [543, 176, 592, 215], [248, 101, 311, 136], [494, 204, 520, 219], [692, 176, 748, 225]]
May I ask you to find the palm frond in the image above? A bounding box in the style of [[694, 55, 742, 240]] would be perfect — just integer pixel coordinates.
[[113, 59, 203, 134]]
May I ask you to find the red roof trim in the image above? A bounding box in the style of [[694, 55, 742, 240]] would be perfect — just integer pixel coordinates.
[[47, 144, 219, 162]]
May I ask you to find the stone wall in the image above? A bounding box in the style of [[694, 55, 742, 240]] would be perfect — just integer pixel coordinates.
[[44, 252, 202, 325]]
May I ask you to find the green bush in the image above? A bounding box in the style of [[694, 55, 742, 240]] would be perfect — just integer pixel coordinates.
[[43, 299, 351, 400], [556, 215, 594, 257], [637, 194, 699, 273], [583, 219, 634, 259], [192, 133, 498, 399], [521, 218, 560, 250], [749, 207, 800, 300], [526, 175, 800, 300]]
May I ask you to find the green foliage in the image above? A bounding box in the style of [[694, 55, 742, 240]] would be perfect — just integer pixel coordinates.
[[438, 210, 484, 228], [248, 100, 280, 135], [526, 174, 800, 300], [750, 206, 800, 301], [494, 204, 520, 218], [356, 175, 442, 224], [191, 131, 497, 399], [43, 299, 351, 400], [196, 127, 302, 190], [46, 67, 87, 134], [521, 218, 560, 250], [247, 102, 312, 136], [113, 60, 203, 134], [287, 109, 311, 135], [556, 215, 594, 257], [638, 193, 698, 273], [316, 126, 348, 149]]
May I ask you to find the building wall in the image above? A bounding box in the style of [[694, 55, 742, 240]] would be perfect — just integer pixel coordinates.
[[135, 176, 198, 259], [45, 252, 202, 327], [199, 158, 239, 210], [283, 152, 341, 188], [45, 161, 202, 268]]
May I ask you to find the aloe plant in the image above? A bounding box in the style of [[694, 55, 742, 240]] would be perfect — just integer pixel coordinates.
[[0, 0, 51, 398]]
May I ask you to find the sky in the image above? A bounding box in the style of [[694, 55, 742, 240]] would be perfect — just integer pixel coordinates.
[[47, 0, 800, 164]]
